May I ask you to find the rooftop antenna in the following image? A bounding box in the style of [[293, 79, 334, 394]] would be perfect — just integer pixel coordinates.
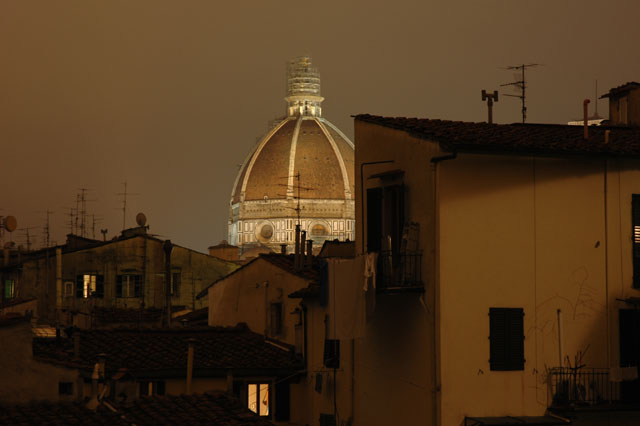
[[77, 188, 96, 238], [481, 90, 499, 124], [64, 207, 76, 235], [594, 79, 601, 119], [100, 229, 108, 241], [500, 63, 540, 123], [91, 214, 104, 239], [116, 181, 140, 230], [36, 209, 53, 247], [1, 215, 17, 243], [277, 173, 315, 226], [18, 227, 36, 251]]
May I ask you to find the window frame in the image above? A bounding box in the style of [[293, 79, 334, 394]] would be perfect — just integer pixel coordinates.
[[75, 274, 104, 299], [632, 194, 640, 288], [117, 274, 142, 298], [4, 279, 16, 300]]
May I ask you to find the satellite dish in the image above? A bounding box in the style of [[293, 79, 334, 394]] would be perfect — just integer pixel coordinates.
[[4, 216, 17, 232], [136, 212, 147, 227]]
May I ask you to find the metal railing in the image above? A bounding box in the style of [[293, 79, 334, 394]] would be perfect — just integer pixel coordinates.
[[549, 367, 618, 407], [376, 250, 422, 290]]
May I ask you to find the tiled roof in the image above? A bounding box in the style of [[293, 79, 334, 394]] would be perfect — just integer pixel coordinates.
[[33, 324, 302, 377], [601, 81, 640, 98], [91, 308, 163, 324], [0, 392, 275, 426], [355, 114, 640, 157], [197, 253, 324, 299]]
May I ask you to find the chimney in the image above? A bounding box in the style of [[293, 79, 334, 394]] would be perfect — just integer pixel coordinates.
[[605, 129, 611, 144], [299, 231, 307, 271], [186, 338, 196, 395], [584, 99, 590, 139], [280, 244, 287, 255], [294, 225, 301, 269], [306, 240, 313, 268]]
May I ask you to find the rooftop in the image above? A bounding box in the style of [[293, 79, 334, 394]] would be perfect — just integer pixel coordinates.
[[0, 392, 275, 426], [33, 324, 302, 377], [355, 114, 640, 158]]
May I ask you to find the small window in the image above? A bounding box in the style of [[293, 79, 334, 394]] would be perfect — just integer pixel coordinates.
[[3, 279, 15, 300], [139, 381, 165, 396], [58, 382, 73, 395], [117, 274, 142, 298], [270, 302, 282, 336], [489, 308, 524, 371], [171, 272, 181, 296], [323, 339, 340, 369], [75, 274, 104, 298], [63, 281, 74, 298]]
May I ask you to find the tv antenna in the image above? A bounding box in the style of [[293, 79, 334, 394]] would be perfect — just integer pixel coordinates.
[[91, 214, 104, 240], [36, 209, 53, 247], [116, 181, 140, 230], [481, 90, 499, 124], [18, 227, 37, 251], [500, 63, 540, 123], [277, 172, 315, 225], [77, 188, 96, 238]]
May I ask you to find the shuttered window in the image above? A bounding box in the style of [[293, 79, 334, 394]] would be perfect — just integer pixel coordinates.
[[633, 195, 640, 288], [489, 307, 524, 371]]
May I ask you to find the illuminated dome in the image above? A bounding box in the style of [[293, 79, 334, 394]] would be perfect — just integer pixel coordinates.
[[229, 57, 355, 253]]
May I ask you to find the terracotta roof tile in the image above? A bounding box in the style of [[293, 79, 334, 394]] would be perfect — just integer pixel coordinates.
[[355, 114, 640, 157], [0, 392, 275, 426], [33, 324, 302, 376]]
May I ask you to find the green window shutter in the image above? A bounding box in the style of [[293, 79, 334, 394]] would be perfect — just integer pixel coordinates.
[[489, 308, 524, 371]]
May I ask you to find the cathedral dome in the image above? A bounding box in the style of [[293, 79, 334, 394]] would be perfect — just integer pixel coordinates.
[[228, 57, 355, 252]]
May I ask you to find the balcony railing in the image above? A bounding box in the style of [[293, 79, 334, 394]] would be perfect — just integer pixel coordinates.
[[549, 367, 619, 408], [376, 250, 423, 292]]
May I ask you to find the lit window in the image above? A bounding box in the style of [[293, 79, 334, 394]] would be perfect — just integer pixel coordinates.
[[633, 195, 640, 288], [4, 279, 15, 299], [139, 381, 165, 396], [248, 383, 270, 416], [75, 274, 104, 298]]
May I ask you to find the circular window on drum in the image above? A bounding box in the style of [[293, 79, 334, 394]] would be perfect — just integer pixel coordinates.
[[255, 222, 274, 243], [308, 221, 331, 243]]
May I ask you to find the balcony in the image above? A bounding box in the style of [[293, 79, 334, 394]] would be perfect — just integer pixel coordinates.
[[376, 250, 423, 293], [548, 367, 640, 412]]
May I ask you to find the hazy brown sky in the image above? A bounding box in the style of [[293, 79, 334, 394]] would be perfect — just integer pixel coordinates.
[[1, 0, 639, 252]]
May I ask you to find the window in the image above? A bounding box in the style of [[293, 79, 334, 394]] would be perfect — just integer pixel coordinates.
[[139, 381, 165, 396], [323, 339, 340, 369], [633, 195, 640, 288], [117, 274, 142, 298], [63, 281, 74, 298], [270, 302, 282, 336], [58, 382, 73, 396], [248, 383, 270, 417], [75, 274, 104, 298], [3, 279, 15, 300], [366, 185, 404, 253], [489, 308, 524, 371], [171, 272, 181, 296]]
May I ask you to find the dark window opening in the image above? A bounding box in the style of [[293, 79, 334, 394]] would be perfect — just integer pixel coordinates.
[[139, 381, 165, 396], [116, 274, 142, 298], [489, 307, 524, 371], [270, 302, 282, 336], [275, 381, 290, 421], [171, 272, 181, 297], [366, 185, 404, 254], [58, 382, 73, 395], [323, 339, 340, 369]]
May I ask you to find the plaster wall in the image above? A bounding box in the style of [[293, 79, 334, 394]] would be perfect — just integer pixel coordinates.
[[0, 320, 81, 403], [437, 154, 640, 425], [208, 258, 307, 345]]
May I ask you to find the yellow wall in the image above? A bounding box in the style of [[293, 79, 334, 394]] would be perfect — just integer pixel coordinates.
[[438, 154, 640, 424]]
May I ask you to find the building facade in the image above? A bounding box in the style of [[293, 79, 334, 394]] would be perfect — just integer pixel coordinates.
[[228, 57, 355, 254]]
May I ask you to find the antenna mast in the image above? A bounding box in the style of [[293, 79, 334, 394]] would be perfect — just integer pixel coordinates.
[[116, 181, 139, 230], [500, 63, 540, 123]]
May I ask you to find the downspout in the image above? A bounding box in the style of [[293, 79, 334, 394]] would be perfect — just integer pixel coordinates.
[[429, 149, 457, 426], [301, 302, 308, 369], [360, 160, 394, 253], [604, 159, 610, 370]]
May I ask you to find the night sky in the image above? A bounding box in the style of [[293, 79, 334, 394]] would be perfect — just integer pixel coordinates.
[[1, 0, 639, 252]]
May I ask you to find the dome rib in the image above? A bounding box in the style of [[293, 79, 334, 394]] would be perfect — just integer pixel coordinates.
[[315, 118, 352, 199], [285, 117, 304, 199]]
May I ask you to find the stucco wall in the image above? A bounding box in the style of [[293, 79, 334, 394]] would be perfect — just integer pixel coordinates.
[[0, 320, 81, 403], [438, 154, 640, 425]]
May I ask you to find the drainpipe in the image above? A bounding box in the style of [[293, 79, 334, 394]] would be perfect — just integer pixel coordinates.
[[557, 309, 564, 366], [430, 150, 457, 426], [294, 225, 301, 269], [186, 338, 196, 394], [56, 248, 62, 321], [306, 240, 313, 269], [299, 231, 306, 271]]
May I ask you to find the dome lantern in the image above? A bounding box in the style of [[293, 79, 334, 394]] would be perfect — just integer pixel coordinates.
[[285, 56, 324, 118]]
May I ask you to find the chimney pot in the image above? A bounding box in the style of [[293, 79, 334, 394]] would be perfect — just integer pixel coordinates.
[[280, 244, 287, 254], [306, 240, 313, 268], [605, 129, 611, 144]]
